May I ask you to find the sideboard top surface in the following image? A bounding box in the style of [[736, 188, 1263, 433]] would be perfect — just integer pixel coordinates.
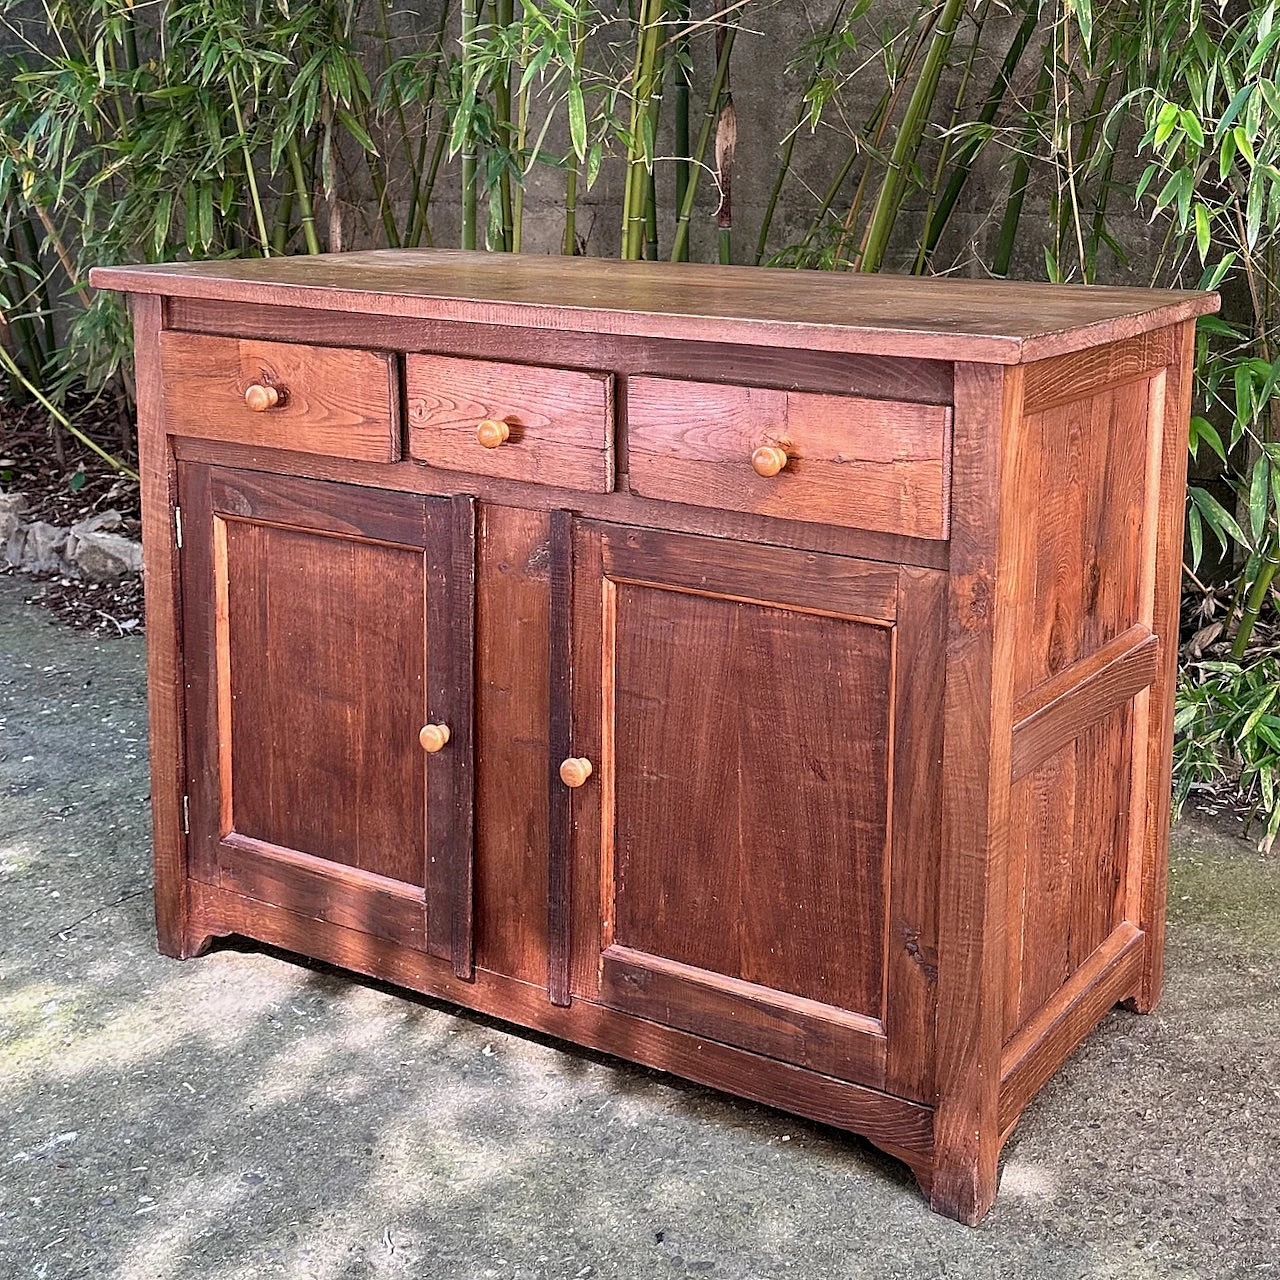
[[91, 250, 1218, 366]]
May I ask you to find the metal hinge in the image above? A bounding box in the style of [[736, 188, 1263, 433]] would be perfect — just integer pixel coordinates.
[[182, 794, 190, 834], [174, 505, 183, 549]]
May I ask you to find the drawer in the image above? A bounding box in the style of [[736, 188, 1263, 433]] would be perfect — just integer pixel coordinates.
[[407, 354, 614, 492], [159, 333, 399, 462], [627, 377, 952, 540]]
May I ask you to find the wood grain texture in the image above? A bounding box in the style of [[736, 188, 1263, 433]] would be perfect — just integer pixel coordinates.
[[930, 362, 1020, 1225], [600, 523, 901, 620], [130, 295, 196, 957], [186, 878, 937, 1174], [171, 437, 952, 572], [601, 944, 888, 1087], [999, 923, 1143, 1131], [575, 525, 924, 1093], [180, 467, 430, 886], [1021, 328, 1178, 413], [1132, 322, 1197, 1011], [164, 300, 957, 405], [93, 249, 1219, 364], [159, 332, 399, 461], [883, 567, 946, 1102], [1005, 706, 1134, 1034], [473, 504, 551, 986], [425, 495, 476, 979], [1013, 375, 1153, 699], [628, 377, 951, 539], [1010, 628, 1158, 781], [407, 353, 614, 492]]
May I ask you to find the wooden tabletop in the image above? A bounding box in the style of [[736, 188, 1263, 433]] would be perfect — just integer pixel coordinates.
[[91, 250, 1219, 365]]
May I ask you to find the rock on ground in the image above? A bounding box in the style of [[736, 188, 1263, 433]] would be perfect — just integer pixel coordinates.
[[2, 498, 142, 580], [0, 574, 1276, 1279]]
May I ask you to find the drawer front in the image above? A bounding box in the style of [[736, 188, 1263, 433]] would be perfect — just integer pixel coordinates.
[[407, 354, 614, 492], [627, 377, 952, 540], [159, 333, 399, 462]]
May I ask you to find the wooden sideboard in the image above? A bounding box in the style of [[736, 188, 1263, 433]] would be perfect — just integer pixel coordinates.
[[91, 252, 1218, 1223]]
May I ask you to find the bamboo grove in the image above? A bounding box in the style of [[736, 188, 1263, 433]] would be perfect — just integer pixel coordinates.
[[4, 0, 1280, 842]]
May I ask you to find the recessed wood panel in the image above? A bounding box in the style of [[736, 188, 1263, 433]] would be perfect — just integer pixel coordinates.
[[223, 519, 427, 884], [609, 580, 891, 1017], [1014, 377, 1154, 698], [1004, 704, 1133, 1037], [407, 353, 614, 491], [628, 377, 951, 539], [160, 332, 398, 460]]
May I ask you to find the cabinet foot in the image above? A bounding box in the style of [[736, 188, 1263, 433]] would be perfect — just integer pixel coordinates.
[[927, 1156, 1000, 1226]]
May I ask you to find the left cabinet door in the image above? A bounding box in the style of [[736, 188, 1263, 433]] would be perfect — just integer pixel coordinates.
[[177, 464, 476, 977]]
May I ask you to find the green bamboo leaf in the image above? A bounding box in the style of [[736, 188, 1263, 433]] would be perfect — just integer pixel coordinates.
[[1235, 125, 1256, 166], [1153, 100, 1180, 147], [1190, 485, 1246, 550], [1189, 503, 1204, 568], [337, 109, 376, 155], [1181, 109, 1205, 148], [1190, 416, 1226, 461], [1236, 360, 1255, 427], [1250, 455, 1270, 541], [568, 79, 586, 162], [1194, 203, 1211, 261]]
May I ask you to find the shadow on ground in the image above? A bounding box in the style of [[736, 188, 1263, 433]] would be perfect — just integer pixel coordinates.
[[1, 574, 1276, 1279]]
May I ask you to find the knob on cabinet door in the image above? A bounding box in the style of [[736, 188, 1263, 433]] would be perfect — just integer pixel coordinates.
[[751, 443, 789, 477], [244, 383, 280, 412], [559, 757, 593, 788], [476, 419, 511, 449], [419, 723, 451, 753]]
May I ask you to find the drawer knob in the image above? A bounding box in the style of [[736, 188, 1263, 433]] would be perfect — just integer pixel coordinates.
[[245, 383, 280, 413], [419, 723, 451, 753], [751, 444, 789, 478], [476, 419, 511, 449], [559, 757, 593, 788]]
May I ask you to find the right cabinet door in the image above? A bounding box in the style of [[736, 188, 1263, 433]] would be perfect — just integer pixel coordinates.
[[566, 523, 945, 1102]]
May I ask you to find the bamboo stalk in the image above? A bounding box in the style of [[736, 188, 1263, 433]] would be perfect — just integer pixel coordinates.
[[672, 0, 691, 256], [225, 76, 271, 256], [670, 11, 738, 263], [494, 0, 516, 251], [287, 134, 323, 255], [1233, 551, 1280, 658], [408, 0, 452, 247], [992, 43, 1053, 278], [857, 0, 967, 273], [918, 0, 1038, 270], [753, 0, 852, 266], [461, 0, 481, 250], [563, 10, 587, 255]]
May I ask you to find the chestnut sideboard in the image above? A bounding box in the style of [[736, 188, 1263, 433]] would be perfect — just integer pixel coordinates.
[[91, 252, 1217, 1223]]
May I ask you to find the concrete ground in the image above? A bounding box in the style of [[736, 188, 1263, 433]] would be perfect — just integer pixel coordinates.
[[1, 573, 1277, 1280]]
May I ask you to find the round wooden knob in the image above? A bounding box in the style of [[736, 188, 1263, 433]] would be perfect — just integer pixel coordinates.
[[559, 757, 593, 788], [476, 419, 511, 449], [245, 383, 280, 412], [419, 723, 451, 753], [751, 444, 789, 477]]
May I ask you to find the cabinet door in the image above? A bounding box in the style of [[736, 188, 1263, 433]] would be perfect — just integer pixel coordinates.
[[178, 464, 476, 978], [564, 524, 944, 1101]]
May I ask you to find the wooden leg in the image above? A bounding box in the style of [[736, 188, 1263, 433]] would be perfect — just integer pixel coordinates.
[[927, 1145, 1001, 1226]]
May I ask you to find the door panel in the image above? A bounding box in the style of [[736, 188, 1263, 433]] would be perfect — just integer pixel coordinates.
[[179, 464, 475, 976], [568, 523, 943, 1099]]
